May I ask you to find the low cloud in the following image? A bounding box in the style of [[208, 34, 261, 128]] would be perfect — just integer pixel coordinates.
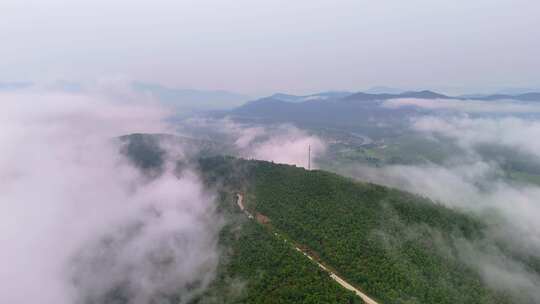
[[341, 114, 540, 301], [0, 89, 222, 303], [238, 125, 325, 169], [456, 239, 540, 304], [185, 118, 326, 169], [383, 98, 540, 113], [413, 116, 540, 158], [347, 160, 540, 300]]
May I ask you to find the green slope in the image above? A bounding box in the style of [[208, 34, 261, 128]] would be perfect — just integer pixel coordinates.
[[198, 156, 519, 304], [190, 192, 362, 304]]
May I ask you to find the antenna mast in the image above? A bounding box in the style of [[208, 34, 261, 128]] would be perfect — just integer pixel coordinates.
[[308, 144, 311, 170]]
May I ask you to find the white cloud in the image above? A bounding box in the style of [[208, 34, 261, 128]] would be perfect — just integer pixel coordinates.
[[338, 110, 540, 301], [0, 90, 221, 303], [345, 159, 540, 300], [185, 118, 326, 169], [383, 98, 540, 113], [244, 126, 325, 169], [413, 116, 540, 158]]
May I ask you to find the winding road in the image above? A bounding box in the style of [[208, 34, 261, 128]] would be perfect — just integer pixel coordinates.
[[236, 193, 380, 304]]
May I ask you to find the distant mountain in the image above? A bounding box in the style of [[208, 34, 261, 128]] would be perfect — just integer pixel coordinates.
[[236, 90, 452, 115], [269, 91, 352, 102], [472, 92, 540, 101], [232, 90, 446, 128], [496, 87, 540, 95], [133, 82, 251, 111], [399, 90, 451, 99], [230, 89, 540, 131], [235, 89, 540, 118], [342, 90, 450, 102], [0, 81, 34, 91], [458, 93, 489, 99], [365, 86, 405, 94]]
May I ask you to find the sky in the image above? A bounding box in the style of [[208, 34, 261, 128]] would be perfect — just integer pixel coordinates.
[[1, 0, 539, 95]]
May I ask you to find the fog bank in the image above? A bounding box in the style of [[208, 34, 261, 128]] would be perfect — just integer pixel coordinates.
[[0, 90, 222, 303], [184, 118, 326, 169]]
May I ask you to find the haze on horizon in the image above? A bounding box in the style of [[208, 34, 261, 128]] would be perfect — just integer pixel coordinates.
[[1, 0, 539, 95]]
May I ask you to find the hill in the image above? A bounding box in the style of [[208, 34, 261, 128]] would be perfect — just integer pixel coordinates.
[[118, 135, 365, 303], [119, 133, 540, 303], [198, 156, 540, 304], [190, 192, 363, 304]]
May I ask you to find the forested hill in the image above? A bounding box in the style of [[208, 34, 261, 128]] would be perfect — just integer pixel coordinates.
[[198, 156, 538, 304], [118, 135, 364, 303], [118, 132, 537, 303]]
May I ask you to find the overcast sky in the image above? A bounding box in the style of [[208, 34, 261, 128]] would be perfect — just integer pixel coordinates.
[[1, 0, 539, 95]]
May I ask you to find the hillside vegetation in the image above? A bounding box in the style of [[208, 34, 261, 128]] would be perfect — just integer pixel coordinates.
[[190, 191, 363, 304], [198, 156, 519, 304], [118, 137, 364, 303]]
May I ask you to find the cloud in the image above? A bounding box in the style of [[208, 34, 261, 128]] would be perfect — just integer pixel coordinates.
[[413, 116, 540, 158], [455, 239, 540, 304], [345, 159, 540, 300], [338, 113, 540, 300], [383, 98, 540, 113], [0, 89, 222, 303], [244, 127, 325, 169], [184, 118, 326, 169]]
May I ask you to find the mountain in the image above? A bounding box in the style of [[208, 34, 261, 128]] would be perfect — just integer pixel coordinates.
[[119, 133, 233, 172], [230, 89, 540, 132], [120, 135, 364, 303], [0, 81, 34, 91], [516, 92, 540, 101], [496, 88, 540, 95], [473, 92, 540, 101], [133, 82, 251, 111], [269, 91, 352, 102], [398, 90, 451, 99], [341, 90, 450, 102], [120, 134, 537, 303], [197, 156, 528, 304], [231, 90, 448, 129], [364, 86, 405, 94]]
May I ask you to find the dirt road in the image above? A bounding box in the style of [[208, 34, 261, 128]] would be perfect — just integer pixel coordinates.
[[236, 193, 380, 304]]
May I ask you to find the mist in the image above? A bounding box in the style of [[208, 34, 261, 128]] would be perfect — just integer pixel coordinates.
[[183, 118, 326, 169], [338, 110, 540, 301], [0, 88, 222, 303], [384, 98, 540, 113], [320, 93, 540, 303], [412, 116, 540, 158]]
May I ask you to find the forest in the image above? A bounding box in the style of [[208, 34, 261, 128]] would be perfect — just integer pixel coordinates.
[[189, 190, 362, 304], [198, 156, 530, 304]]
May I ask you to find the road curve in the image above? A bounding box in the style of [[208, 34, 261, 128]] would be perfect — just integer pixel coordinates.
[[236, 193, 380, 304]]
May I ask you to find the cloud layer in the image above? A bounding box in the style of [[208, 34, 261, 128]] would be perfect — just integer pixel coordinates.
[[413, 116, 540, 158], [0, 90, 221, 303], [384, 98, 540, 113], [342, 113, 540, 301], [184, 118, 326, 169]]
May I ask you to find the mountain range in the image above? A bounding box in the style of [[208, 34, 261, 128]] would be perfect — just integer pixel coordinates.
[[228, 90, 540, 128]]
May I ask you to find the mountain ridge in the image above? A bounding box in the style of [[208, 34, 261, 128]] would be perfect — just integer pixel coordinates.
[[230, 90, 540, 127]]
